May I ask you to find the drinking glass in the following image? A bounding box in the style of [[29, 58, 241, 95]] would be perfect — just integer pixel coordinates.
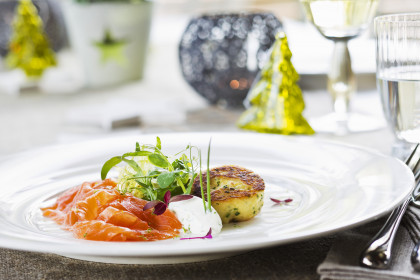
[[375, 13, 420, 157], [299, 0, 381, 135]]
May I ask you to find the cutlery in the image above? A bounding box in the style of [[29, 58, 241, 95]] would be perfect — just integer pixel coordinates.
[[360, 143, 420, 269], [410, 178, 420, 271], [411, 239, 420, 271]]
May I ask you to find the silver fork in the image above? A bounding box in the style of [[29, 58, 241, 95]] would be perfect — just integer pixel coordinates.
[[360, 143, 420, 269]]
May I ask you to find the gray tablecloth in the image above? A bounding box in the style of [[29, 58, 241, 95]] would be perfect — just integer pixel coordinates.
[[1, 236, 335, 280], [318, 207, 420, 280]]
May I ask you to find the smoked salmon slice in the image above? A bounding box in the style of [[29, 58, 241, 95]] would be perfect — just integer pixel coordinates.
[[41, 179, 182, 241]]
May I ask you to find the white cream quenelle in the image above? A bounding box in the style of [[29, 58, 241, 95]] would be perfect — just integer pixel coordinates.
[[168, 196, 222, 237]]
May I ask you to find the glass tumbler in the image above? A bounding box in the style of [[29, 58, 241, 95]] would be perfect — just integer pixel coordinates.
[[375, 13, 420, 153]]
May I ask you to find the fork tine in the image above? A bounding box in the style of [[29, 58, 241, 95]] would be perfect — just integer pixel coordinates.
[[412, 170, 420, 200], [405, 143, 420, 173]]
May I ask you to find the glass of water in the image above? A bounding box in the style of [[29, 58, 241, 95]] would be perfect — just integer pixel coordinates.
[[375, 13, 420, 155]]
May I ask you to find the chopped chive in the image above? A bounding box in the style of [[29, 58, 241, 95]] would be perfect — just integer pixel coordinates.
[[206, 138, 212, 212], [186, 144, 194, 194], [199, 150, 206, 212]]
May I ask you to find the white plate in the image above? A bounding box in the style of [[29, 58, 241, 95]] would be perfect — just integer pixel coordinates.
[[0, 133, 414, 264]]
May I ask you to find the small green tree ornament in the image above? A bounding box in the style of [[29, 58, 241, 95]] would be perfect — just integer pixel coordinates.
[[94, 29, 127, 66], [6, 0, 56, 78], [237, 33, 314, 135]]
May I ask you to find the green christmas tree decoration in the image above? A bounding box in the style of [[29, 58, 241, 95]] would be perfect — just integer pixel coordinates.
[[94, 29, 127, 66], [6, 0, 56, 78], [237, 33, 315, 135]]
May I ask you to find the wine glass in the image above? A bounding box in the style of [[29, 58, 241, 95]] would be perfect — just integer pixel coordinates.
[[299, 0, 382, 135], [375, 13, 420, 158]]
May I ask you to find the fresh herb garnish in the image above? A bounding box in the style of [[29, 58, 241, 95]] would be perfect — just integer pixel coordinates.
[[180, 228, 212, 240], [270, 198, 293, 204], [143, 190, 193, 215], [198, 139, 213, 212], [206, 138, 212, 212], [199, 149, 206, 211], [101, 137, 214, 215], [101, 137, 198, 202]]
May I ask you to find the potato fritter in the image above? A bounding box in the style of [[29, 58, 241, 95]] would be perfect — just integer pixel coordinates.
[[192, 165, 265, 224]]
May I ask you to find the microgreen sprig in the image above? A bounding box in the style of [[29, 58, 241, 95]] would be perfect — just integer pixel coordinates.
[[143, 190, 193, 215], [101, 137, 198, 202], [100, 136, 213, 215]]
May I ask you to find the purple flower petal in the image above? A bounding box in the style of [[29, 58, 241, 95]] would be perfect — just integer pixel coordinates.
[[270, 198, 293, 204], [180, 228, 212, 240], [169, 194, 193, 203], [203, 228, 212, 238], [270, 198, 281, 203], [163, 190, 171, 205], [143, 200, 160, 211], [153, 202, 167, 215]]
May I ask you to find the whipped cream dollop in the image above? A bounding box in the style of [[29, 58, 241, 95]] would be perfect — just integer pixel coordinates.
[[168, 196, 222, 237]]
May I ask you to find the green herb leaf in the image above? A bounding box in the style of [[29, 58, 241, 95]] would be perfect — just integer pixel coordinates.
[[175, 177, 186, 193], [157, 172, 176, 188], [121, 158, 141, 173], [122, 151, 151, 158], [148, 153, 169, 168], [186, 145, 195, 194], [101, 156, 122, 180], [156, 137, 162, 150], [101, 137, 200, 203]]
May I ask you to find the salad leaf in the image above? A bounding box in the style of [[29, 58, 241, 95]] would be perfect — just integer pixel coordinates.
[[100, 137, 201, 201], [148, 153, 169, 168], [101, 149, 152, 180], [156, 136, 162, 151], [157, 172, 176, 188], [100, 137, 211, 209], [101, 156, 122, 180]]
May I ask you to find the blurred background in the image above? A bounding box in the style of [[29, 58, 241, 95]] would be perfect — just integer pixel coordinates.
[[0, 0, 418, 157]]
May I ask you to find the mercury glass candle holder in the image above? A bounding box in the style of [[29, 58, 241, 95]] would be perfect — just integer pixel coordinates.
[[179, 12, 282, 108]]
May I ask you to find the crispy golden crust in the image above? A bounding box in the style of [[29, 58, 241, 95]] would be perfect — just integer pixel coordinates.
[[192, 165, 265, 197], [211, 189, 253, 200], [192, 165, 265, 224]]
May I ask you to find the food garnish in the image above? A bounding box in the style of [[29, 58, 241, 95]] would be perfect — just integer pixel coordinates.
[[180, 228, 212, 240], [101, 137, 213, 214], [101, 137, 198, 202], [143, 190, 193, 215], [270, 198, 293, 204]]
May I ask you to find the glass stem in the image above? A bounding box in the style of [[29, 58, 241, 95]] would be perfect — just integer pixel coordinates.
[[327, 40, 356, 119]]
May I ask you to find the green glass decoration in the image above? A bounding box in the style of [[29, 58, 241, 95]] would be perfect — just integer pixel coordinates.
[[6, 0, 56, 78], [94, 29, 127, 66], [237, 33, 315, 135]]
